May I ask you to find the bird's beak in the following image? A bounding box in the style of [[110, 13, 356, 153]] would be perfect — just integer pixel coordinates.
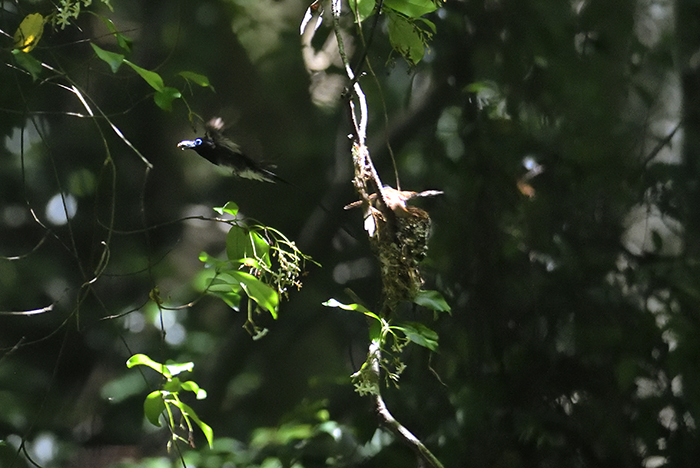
[[177, 140, 197, 149]]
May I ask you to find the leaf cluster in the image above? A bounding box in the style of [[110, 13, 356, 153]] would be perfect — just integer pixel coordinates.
[[349, 0, 439, 65], [126, 354, 213, 451], [198, 202, 316, 338], [323, 296, 447, 393]]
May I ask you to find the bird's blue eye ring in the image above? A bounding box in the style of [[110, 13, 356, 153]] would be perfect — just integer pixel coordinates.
[[195, 138, 203, 145]]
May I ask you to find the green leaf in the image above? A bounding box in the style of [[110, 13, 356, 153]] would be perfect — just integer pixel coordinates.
[[100, 16, 132, 53], [164, 360, 194, 376], [101, 0, 115, 12], [175, 401, 214, 448], [124, 60, 164, 91], [144, 390, 165, 426], [413, 289, 451, 314], [226, 225, 253, 261], [209, 275, 242, 289], [349, 0, 376, 22], [322, 298, 364, 312], [208, 287, 242, 310], [12, 50, 42, 81], [199, 251, 234, 270], [178, 71, 215, 91], [162, 377, 182, 393], [388, 13, 426, 65], [224, 228, 270, 264], [126, 353, 171, 378], [14, 13, 44, 53], [417, 17, 436, 33], [240, 257, 263, 270], [384, 0, 438, 18], [322, 298, 380, 321], [231, 271, 279, 318], [91, 43, 124, 73], [213, 201, 239, 216], [369, 318, 382, 342], [181, 381, 208, 400], [392, 322, 439, 351], [249, 231, 271, 265], [199, 251, 212, 263], [154, 86, 182, 111]]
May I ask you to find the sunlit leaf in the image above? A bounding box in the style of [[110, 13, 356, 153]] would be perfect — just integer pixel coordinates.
[[124, 60, 164, 91], [14, 13, 44, 53], [223, 228, 270, 266], [322, 298, 380, 321], [195, 268, 232, 303], [199, 251, 236, 270], [177, 402, 214, 448], [369, 318, 382, 342], [154, 86, 182, 111], [214, 201, 239, 216], [241, 257, 263, 270], [207, 271, 244, 309], [199, 252, 212, 263], [226, 225, 253, 261], [231, 271, 279, 318], [178, 71, 215, 91], [384, 0, 438, 18], [250, 231, 271, 265], [144, 391, 165, 426], [388, 13, 425, 65], [91, 43, 124, 73], [162, 377, 182, 393], [165, 360, 194, 376], [126, 353, 171, 378], [181, 381, 208, 400]]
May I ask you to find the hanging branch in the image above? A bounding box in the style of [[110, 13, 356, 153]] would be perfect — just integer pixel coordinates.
[[368, 338, 445, 468], [328, 2, 444, 467]]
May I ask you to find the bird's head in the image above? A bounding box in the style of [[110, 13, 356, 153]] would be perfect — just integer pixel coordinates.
[[177, 137, 214, 150]]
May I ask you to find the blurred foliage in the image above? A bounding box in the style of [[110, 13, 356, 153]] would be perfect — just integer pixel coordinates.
[[1, 0, 700, 467]]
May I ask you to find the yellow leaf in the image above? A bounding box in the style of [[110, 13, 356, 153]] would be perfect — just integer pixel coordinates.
[[14, 13, 45, 53]]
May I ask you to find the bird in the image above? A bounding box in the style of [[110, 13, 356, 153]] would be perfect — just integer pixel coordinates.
[[177, 117, 286, 184], [344, 186, 443, 217]]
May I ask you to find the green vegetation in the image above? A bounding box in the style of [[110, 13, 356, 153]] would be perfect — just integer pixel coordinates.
[[1, 1, 698, 467]]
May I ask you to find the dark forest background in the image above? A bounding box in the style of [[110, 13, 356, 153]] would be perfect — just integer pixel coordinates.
[[2, 0, 700, 467]]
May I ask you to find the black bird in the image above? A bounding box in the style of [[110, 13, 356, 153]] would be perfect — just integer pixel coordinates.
[[177, 118, 284, 184]]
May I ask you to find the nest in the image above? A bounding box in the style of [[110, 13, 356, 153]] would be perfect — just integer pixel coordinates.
[[370, 205, 432, 312]]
